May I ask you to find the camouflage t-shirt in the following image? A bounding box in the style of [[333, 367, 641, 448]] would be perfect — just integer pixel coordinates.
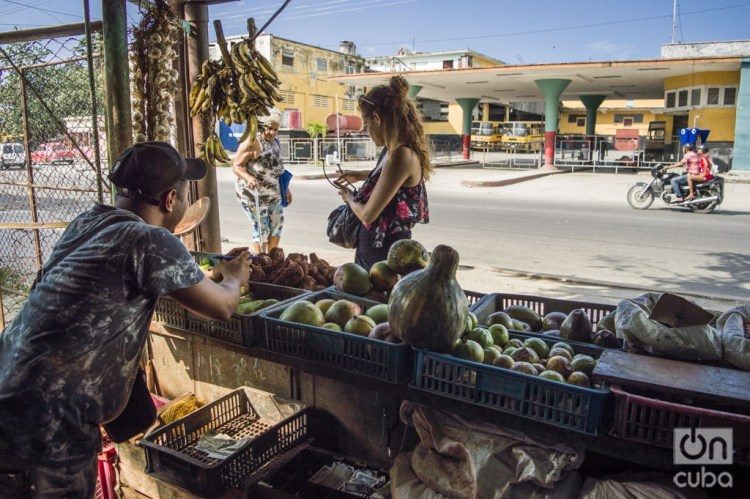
[[0, 203, 204, 467], [235, 135, 285, 207]]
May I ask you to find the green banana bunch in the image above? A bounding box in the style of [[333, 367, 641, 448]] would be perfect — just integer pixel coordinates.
[[188, 18, 281, 157], [199, 134, 231, 167]]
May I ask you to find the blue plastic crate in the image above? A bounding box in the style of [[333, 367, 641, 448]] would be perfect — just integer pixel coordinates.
[[260, 290, 413, 383], [411, 333, 610, 435], [470, 292, 623, 350], [153, 251, 309, 347]]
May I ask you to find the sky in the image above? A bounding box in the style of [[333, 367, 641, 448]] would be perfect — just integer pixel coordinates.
[[1, 0, 749, 63]]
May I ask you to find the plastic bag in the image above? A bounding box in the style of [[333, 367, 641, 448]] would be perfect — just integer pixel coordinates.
[[717, 305, 750, 371], [392, 402, 583, 499], [615, 293, 722, 361], [327, 204, 361, 249]]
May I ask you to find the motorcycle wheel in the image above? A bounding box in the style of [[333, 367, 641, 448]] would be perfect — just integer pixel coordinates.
[[689, 189, 718, 214], [627, 183, 654, 210]]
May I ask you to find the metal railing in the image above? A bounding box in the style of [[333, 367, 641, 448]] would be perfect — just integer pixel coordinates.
[[554, 135, 669, 173], [476, 141, 544, 169]]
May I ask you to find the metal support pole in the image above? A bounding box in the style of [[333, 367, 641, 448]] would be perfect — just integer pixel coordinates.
[[19, 70, 44, 271], [170, 0, 191, 157], [185, 1, 221, 252], [101, 0, 132, 166], [83, 0, 104, 203]]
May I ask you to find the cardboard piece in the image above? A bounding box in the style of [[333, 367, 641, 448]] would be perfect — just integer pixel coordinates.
[[648, 293, 714, 328]]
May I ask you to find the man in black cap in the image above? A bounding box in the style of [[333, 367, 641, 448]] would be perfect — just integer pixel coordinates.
[[0, 142, 250, 496]]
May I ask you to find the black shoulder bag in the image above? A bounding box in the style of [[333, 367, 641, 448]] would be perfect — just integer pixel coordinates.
[[325, 148, 387, 249]]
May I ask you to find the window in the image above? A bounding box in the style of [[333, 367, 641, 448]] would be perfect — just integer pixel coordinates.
[[282, 50, 294, 67], [691, 88, 701, 106], [677, 90, 688, 108], [345, 65, 356, 74], [623, 117, 634, 127], [723, 87, 737, 106], [313, 94, 329, 108], [278, 90, 295, 104], [443, 60, 454, 69], [707, 87, 720, 105], [567, 114, 585, 123], [343, 99, 357, 112], [316, 58, 327, 72], [633, 114, 644, 123], [666, 91, 676, 108], [576, 117, 586, 127], [614, 114, 643, 124]]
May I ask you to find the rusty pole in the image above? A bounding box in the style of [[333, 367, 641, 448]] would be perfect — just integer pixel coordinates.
[[185, 1, 222, 252], [19, 70, 44, 271], [101, 0, 133, 167]]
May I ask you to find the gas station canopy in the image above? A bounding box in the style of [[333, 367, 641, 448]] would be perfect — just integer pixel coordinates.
[[333, 56, 743, 102]]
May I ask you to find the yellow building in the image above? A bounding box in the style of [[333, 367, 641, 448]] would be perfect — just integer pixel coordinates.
[[211, 36, 366, 130], [560, 99, 670, 137]]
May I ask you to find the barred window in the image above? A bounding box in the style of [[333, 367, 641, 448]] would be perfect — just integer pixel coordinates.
[[342, 99, 357, 111], [316, 58, 327, 71]]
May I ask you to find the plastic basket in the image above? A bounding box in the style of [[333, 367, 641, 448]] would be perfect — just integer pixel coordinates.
[[610, 385, 750, 464], [471, 293, 622, 350], [154, 281, 309, 348], [464, 290, 486, 306], [141, 387, 308, 496], [411, 333, 610, 435], [260, 291, 413, 383]]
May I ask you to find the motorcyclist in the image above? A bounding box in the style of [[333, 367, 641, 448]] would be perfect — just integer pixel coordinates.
[[665, 144, 702, 200], [686, 144, 714, 200]]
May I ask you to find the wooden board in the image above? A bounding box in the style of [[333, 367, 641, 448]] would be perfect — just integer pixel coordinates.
[[593, 350, 750, 407]]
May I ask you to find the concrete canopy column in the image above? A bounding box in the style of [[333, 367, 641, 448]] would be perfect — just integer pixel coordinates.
[[407, 84, 422, 99], [456, 97, 480, 159], [732, 59, 750, 171], [535, 79, 571, 167], [579, 94, 606, 136]]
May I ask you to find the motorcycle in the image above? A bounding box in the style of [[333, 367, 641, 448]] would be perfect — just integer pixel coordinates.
[[626, 163, 724, 214]]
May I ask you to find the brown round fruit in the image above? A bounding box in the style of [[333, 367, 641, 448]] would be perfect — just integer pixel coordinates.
[[548, 347, 573, 362], [492, 354, 515, 369], [370, 261, 399, 292], [567, 371, 591, 388], [511, 362, 537, 375], [510, 347, 539, 364], [546, 356, 574, 378]]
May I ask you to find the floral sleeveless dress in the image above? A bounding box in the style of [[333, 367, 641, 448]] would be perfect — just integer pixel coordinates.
[[235, 136, 285, 242], [353, 152, 429, 248]]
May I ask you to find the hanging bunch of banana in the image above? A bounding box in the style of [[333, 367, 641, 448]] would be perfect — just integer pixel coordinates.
[[188, 18, 282, 167], [202, 134, 231, 165]]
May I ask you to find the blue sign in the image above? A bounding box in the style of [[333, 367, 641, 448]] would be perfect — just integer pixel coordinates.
[[218, 120, 247, 152]]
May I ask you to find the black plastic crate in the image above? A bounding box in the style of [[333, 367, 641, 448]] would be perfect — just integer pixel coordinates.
[[260, 291, 413, 383], [155, 282, 309, 348], [411, 333, 610, 435], [470, 292, 622, 350], [141, 387, 308, 496]]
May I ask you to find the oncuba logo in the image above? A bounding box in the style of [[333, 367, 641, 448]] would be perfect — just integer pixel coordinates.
[[673, 428, 733, 488]]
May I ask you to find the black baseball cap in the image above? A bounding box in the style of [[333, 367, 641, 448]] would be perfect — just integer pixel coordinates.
[[109, 141, 207, 204]]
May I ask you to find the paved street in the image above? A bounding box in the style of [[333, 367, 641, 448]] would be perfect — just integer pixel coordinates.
[[216, 167, 750, 301]]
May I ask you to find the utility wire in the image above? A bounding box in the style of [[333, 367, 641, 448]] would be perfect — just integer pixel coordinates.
[[1, 0, 82, 19], [358, 2, 750, 47]]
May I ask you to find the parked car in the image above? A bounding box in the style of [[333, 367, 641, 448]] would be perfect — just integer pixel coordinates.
[[0, 142, 26, 169], [31, 142, 77, 165]]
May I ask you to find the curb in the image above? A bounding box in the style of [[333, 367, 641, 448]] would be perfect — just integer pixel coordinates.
[[461, 169, 566, 188], [491, 266, 749, 303], [434, 160, 480, 168]]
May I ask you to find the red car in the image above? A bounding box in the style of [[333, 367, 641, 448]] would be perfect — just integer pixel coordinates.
[[31, 142, 78, 164]]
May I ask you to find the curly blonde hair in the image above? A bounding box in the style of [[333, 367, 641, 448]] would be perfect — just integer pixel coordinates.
[[358, 75, 433, 180]]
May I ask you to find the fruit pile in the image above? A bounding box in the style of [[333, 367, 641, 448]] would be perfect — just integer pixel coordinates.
[[333, 239, 429, 303], [485, 305, 622, 349], [199, 249, 336, 291], [235, 295, 278, 315], [454, 313, 599, 388], [277, 296, 399, 343]]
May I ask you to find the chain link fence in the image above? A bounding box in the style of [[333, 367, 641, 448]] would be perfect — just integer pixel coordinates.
[[0, 31, 108, 327]]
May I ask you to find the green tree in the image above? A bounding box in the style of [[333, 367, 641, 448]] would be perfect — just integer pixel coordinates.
[[307, 122, 327, 138], [0, 38, 103, 148]]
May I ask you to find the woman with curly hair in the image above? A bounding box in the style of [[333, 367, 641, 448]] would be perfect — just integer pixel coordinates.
[[335, 76, 431, 270]]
